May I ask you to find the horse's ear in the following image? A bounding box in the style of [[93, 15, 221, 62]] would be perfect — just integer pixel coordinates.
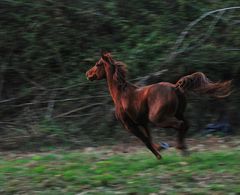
[[101, 49, 107, 57], [101, 50, 110, 61]]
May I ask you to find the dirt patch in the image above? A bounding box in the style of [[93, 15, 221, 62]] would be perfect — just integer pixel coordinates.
[[79, 135, 240, 157], [0, 135, 239, 159]]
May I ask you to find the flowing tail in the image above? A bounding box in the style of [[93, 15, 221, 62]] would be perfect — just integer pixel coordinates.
[[175, 72, 232, 98]]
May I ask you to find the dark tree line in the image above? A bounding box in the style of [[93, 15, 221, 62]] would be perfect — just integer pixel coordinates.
[[0, 0, 239, 149]]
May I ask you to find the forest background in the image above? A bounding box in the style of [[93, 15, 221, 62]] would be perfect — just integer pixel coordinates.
[[0, 0, 239, 150]]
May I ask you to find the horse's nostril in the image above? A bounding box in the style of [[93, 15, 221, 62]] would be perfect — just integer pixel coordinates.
[[86, 73, 90, 79], [86, 72, 90, 78]]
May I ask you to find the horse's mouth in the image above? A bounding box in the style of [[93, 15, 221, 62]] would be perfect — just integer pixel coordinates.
[[87, 75, 97, 81]]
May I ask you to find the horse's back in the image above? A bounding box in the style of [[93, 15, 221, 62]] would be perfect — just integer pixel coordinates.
[[121, 82, 181, 123], [141, 82, 176, 96]]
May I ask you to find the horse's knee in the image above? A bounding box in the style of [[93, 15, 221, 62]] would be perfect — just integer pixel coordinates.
[[179, 121, 189, 133], [148, 113, 159, 124], [177, 116, 189, 131]]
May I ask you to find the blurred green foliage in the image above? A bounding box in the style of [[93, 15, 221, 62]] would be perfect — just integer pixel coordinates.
[[0, 0, 239, 148]]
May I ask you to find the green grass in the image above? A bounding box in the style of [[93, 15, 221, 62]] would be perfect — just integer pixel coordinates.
[[0, 148, 239, 195]]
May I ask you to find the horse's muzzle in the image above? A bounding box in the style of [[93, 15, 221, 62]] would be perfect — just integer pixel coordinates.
[[86, 72, 96, 81]]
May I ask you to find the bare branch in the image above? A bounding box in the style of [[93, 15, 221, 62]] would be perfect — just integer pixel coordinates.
[[54, 113, 96, 118], [177, 10, 225, 54], [45, 92, 57, 120], [53, 103, 104, 118], [11, 95, 109, 108], [168, 6, 240, 62]]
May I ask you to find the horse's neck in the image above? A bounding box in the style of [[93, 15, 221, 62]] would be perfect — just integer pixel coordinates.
[[106, 75, 125, 104], [104, 63, 131, 104]]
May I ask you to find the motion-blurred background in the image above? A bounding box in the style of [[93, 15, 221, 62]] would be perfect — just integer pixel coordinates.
[[0, 0, 239, 150]]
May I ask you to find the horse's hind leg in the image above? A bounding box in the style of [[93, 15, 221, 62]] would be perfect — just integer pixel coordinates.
[[151, 116, 187, 150], [176, 115, 189, 155], [152, 116, 184, 130]]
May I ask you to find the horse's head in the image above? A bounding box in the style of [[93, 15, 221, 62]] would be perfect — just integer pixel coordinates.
[[86, 52, 127, 84], [86, 52, 112, 81], [86, 58, 105, 81]]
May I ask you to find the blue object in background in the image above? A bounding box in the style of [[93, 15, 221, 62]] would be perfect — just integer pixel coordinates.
[[160, 142, 170, 149], [203, 122, 232, 134]]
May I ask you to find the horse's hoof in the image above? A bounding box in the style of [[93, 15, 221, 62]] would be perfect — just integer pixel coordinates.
[[156, 154, 162, 160]]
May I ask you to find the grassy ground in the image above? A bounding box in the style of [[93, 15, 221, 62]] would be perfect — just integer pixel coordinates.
[[0, 137, 240, 195]]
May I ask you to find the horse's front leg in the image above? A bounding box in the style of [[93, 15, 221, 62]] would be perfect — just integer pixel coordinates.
[[120, 117, 162, 159], [141, 125, 167, 152]]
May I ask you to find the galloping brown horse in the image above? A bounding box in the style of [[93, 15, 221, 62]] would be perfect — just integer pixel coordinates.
[[86, 52, 231, 159]]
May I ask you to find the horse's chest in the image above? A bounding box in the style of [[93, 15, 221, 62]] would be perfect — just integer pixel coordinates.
[[120, 98, 145, 120], [121, 99, 130, 112], [114, 100, 131, 119]]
